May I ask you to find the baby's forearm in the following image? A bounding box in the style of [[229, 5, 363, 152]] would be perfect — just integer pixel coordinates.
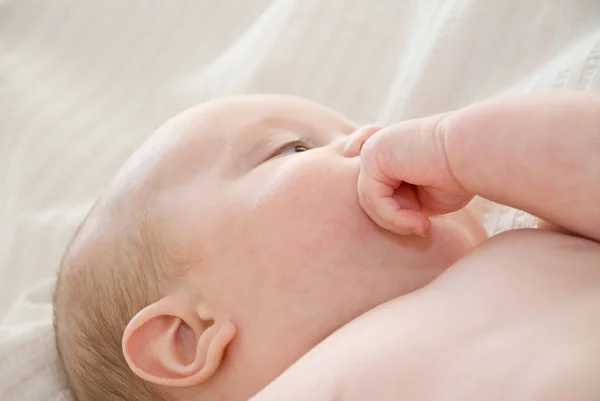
[[444, 92, 600, 241]]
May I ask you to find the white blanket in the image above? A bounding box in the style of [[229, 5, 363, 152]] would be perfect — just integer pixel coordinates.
[[1, 0, 599, 399]]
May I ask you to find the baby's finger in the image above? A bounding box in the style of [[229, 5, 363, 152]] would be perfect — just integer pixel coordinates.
[[372, 196, 430, 236], [358, 165, 429, 236], [344, 125, 384, 155]]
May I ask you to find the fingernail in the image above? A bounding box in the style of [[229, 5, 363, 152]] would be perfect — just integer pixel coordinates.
[[411, 228, 429, 238]]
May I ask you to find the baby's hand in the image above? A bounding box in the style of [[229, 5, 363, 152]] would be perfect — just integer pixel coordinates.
[[357, 113, 473, 236]]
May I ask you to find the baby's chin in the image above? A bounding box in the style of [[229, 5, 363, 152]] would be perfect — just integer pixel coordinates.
[[429, 208, 488, 263]]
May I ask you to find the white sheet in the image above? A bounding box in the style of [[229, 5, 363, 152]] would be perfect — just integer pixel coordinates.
[[1, 0, 599, 399]]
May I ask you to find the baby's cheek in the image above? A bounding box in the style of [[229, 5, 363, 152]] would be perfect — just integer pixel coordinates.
[[267, 165, 364, 239], [241, 155, 376, 267]]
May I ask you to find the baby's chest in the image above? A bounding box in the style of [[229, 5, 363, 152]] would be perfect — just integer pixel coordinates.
[[421, 295, 600, 401], [417, 230, 600, 400], [343, 286, 600, 401], [253, 231, 600, 401]]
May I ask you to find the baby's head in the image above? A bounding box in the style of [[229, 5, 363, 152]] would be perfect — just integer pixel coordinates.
[[53, 95, 482, 400]]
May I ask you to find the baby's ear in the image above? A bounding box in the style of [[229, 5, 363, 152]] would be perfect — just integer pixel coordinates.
[[122, 296, 236, 388]]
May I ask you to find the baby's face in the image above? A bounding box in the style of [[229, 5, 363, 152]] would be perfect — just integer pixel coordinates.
[[118, 95, 482, 395]]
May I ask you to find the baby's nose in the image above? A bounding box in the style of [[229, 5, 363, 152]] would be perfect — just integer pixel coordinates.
[[340, 125, 384, 158]]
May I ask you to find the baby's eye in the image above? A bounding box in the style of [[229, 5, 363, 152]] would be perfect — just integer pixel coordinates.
[[285, 145, 309, 153], [276, 141, 312, 156]]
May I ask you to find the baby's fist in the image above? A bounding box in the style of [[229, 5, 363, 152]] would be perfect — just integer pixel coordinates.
[[357, 113, 473, 236]]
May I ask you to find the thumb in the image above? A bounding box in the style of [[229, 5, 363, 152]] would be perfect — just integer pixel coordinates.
[[363, 112, 454, 187]]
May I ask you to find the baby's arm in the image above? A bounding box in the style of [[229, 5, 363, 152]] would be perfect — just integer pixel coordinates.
[[358, 92, 600, 242], [444, 92, 600, 241]]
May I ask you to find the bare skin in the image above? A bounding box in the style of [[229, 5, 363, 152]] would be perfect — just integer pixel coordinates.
[[251, 92, 600, 401], [111, 95, 486, 400]]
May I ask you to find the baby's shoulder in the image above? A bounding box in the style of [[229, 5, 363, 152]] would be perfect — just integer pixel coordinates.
[[431, 228, 600, 331], [441, 228, 600, 293]]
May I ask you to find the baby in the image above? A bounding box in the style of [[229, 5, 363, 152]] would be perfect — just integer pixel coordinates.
[[252, 92, 600, 400], [53, 93, 600, 401]]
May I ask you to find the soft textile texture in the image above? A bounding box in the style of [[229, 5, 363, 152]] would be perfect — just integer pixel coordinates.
[[1, 0, 599, 399]]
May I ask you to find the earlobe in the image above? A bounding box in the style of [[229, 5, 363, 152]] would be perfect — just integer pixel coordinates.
[[187, 320, 237, 384], [122, 296, 237, 388]]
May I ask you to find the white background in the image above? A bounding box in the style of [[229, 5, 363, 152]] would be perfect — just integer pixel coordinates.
[[1, 0, 599, 399]]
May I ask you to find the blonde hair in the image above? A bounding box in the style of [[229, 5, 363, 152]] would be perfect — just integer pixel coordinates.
[[53, 206, 169, 400]]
